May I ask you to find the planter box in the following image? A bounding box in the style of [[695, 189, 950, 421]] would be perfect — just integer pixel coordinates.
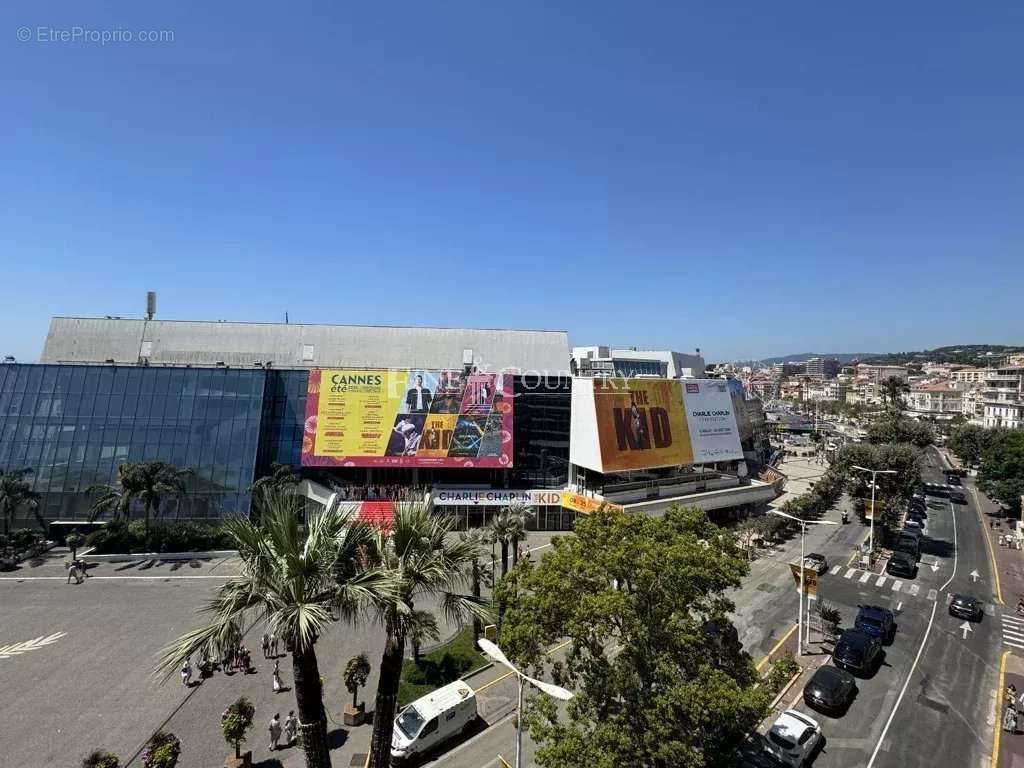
[[343, 703, 366, 726]]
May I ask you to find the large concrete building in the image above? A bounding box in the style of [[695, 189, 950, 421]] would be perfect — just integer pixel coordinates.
[[570, 345, 705, 379]]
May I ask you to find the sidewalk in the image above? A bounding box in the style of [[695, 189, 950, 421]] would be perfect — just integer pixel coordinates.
[[997, 654, 1024, 767]]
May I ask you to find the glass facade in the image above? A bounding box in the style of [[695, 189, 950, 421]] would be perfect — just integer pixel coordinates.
[[0, 365, 572, 526], [0, 364, 264, 523]]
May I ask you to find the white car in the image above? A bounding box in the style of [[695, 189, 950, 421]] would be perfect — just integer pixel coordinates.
[[765, 709, 823, 767]]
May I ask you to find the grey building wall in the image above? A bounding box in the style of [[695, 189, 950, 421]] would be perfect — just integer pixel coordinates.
[[42, 317, 570, 374]]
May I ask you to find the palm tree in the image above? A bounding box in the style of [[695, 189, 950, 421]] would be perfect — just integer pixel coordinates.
[[249, 461, 300, 497], [0, 468, 41, 537], [881, 376, 909, 410], [156, 489, 394, 768], [87, 461, 191, 534], [408, 610, 440, 664], [505, 501, 532, 566], [488, 509, 515, 579], [365, 504, 492, 768], [458, 528, 492, 647]]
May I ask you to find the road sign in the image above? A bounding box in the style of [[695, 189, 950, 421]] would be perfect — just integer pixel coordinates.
[[789, 563, 818, 596]]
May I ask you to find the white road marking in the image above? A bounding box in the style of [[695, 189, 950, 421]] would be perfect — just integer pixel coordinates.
[[876, 576, 887, 587], [891, 580, 903, 591], [1002, 628, 1024, 641], [908, 584, 920, 597], [528, 543, 553, 554], [844, 568, 856, 579], [946, 593, 953, 604], [859, 571, 872, 584], [896, 601, 903, 612], [939, 499, 958, 592], [927, 589, 937, 601], [1006, 639, 1024, 650], [1003, 615, 1024, 627], [866, 600, 939, 768], [830, 565, 841, 575], [0, 575, 234, 581]]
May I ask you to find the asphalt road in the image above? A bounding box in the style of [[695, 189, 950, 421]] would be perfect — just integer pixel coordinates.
[[783, 446, 1000, 768]]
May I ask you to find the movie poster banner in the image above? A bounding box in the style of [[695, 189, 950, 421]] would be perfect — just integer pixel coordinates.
[[593, 378, 694, 472], [682, 379, 745, 463], [302, 369, 513, 468]]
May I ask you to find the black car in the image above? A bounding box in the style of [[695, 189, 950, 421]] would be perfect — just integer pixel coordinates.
[[887, 551, 917, 578], [949, 593, 983, 621], [951, 491, 967, 505], [833, 628, 883, 677], [803, 664, 857, 714], [855, 605, 896, 643]]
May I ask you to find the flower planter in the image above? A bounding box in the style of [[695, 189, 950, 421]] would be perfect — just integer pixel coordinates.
[[225, 751, 251, 768], [343, 703, 366, 726]]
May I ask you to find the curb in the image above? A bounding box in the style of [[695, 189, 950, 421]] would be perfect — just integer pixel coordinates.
[[768, 670, 803, 710], [83, 549, 238, 563]]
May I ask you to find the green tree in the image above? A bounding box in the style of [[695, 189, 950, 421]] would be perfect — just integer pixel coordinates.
[[364, 505, 492, 768], [505, 501, 533, 566], [344, 654, 371, 709], [498, 506, 768, 768], [220, 697, 255, 759], [66, 532, 83, 559], [880, 376, 910, 410], [459, 528, 492, 647], [949, 423, 990, 468], [488, 509, 515, 579], [88, 461, 191, 534], [832, 443, 921, 532], [0, 468, 41, 537], [867, 415, 933, 448], [408, 609, 441, 663], [978, 429, 1024, 515], [156, 489, 394, 768]]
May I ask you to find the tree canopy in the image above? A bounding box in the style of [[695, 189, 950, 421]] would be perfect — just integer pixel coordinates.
[[867, 415, 933, 449], [498, 506, 768, 768], [949, 424, 990, 468], [978, 429, 1024, 514]]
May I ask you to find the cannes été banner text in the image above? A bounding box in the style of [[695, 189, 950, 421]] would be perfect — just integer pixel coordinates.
[[302, 369, 514, 468], [591, 378, 743, 472]]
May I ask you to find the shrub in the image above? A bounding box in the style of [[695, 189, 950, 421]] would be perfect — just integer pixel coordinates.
[[81, 750, 120, 768], [141, 731, 180, 768], [12, 529, 36, 551], [766, 653, 800, 694], [85, 521, 236, 555], [344, 653, 372, 708]]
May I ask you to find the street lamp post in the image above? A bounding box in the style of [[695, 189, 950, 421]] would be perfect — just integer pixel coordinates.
[[769, 509, 838, 655], [852, 466, 897, 554], [477, 638, 574, 768]]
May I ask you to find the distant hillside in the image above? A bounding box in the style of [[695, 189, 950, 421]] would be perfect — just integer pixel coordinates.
[[744, 344, 1023, 368], [859, 345, 1023, 366], [755, 352, 881, 365]]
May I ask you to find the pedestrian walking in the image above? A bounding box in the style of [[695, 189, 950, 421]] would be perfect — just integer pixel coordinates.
[[270, 632, 279, 658], [180, 658, 192, 687], [284, 711, 298, 746], [66, 561, 80, 584], [272, 660, 283, 693], [261, 632, 270, 659], [1005, 705, 1018, 734], [268, 713, 282, 751]]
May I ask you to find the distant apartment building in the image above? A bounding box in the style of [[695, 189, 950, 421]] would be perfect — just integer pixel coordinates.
[[961, 387, 985, 423], [774, 362, 806, 377], [805, 357, 840, 380], [570, 346, 705, 379], [982, 367, 1024, 429], [805, 380, 848, 402], [951, 367, 990, 385], [857, 364, 909, 384], [1007, 354, 1024, 367], [908, 382, 962, 417], [747, 376, 778, 401]]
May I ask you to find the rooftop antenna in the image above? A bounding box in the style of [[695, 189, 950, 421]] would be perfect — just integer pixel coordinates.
[[285, 311, 289, 324], [146, 291, 156, 321]]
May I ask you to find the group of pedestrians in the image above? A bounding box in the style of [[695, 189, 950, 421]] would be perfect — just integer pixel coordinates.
[[333, 483, 429, 502], [1004, 684, 1024, 733], [65, 558, 88, 584], [268, 711, 298, 751]]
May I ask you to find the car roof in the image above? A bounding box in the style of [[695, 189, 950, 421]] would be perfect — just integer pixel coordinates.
[[839, 628, 874, 647], [807, 552, 825, 559], [858, 605, 890, 619], [891, 551, 915, 562], [953, 593, 979, 603], [773, 709, 819, 738], [811, 664, 852, 685], [407, 680, 475, 719]]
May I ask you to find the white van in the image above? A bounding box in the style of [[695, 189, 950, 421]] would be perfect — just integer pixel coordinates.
[[391, 680, 477, 762]]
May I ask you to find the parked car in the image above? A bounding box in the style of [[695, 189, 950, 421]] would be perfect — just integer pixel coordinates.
[[894, 537, 920, 561], [391, 681, 477, 762], [855, 605, 896, 643], [765, 709, 823, 767], [735, 739, 788, 768], [900, 527, 923, 541], [904, 517, 923, 529], [803, 665, 857, 715], [833, 628, 882, 677], [887, 551, 917, 578], [949, 594, 983, 622], [805, 553, 828, 574], [951, 491, 967, 504]]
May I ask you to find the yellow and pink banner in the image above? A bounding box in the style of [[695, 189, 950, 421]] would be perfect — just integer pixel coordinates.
[[302, 369, 514, 468]]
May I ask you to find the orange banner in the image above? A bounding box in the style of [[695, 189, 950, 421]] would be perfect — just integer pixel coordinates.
[[594, 379, 693, 472]]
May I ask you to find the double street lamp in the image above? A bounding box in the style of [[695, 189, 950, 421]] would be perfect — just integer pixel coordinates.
[[768, 509, 837, 656], [477, 638, 574, 768], [852, 466, 897, 554]]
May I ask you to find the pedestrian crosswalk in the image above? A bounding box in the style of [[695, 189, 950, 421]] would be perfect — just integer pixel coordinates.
[[1002, 615, 1024, 650], [826, 565, 935, 601]]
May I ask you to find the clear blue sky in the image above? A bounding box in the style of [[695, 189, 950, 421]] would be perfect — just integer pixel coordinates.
[[2, 1, 1021, 363]]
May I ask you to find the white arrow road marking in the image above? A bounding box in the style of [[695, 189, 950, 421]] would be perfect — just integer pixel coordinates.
[[891, 580, 903, 591], [859, 571, 872, 584], [960, 621, 973, 640], [844, 568, 856, 579], [970, 569, 980, 582], [876, 576, 887, 587], [908, 584, 920, 597], [930, 562, 939, 573], [830, 565, 841, 575], [928, 589, 938, 601]]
